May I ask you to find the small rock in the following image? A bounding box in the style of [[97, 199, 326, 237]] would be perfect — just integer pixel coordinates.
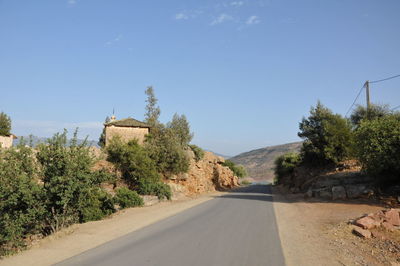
[[352, 226, 371, 238], [355, 216, 381, 229], [371, 230, 386, 240], [382, 221, 395, 232], [383, 209, 400, 226], [332, 186, 346, 200]]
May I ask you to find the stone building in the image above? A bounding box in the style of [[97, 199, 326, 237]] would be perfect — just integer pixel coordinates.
[[0, 134, 17, 149], [104, 116, 151, 146]]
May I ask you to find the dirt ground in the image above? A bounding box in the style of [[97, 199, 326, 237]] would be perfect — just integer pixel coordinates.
[[272, 186, 400, 266], [0, 192, 224, 266]]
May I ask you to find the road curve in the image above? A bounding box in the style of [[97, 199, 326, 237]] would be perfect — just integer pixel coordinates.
[[56, 184, 285, 266]]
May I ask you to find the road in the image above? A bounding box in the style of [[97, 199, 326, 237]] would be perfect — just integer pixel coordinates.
[[56, 184, 285, 266]]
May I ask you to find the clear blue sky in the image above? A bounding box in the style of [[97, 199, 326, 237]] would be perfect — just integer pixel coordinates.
[[1, 0, 399, 156]]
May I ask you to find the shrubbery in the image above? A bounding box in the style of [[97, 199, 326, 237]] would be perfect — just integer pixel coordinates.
[[298, 102, 353, 166], [0, 112, 11, 136], [137, 179, 172, 200], [113, 187, 144, 209], [273, 152, 301, 184], [222, 160, 247, 178], [354, 115, 400, 184], [189, 144, 205, 162]]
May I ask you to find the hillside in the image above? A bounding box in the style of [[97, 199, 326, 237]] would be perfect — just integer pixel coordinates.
[[230, 142, 302, 181]]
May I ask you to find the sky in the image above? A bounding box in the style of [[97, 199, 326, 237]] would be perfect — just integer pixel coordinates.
[[1, 0, 399, 156]]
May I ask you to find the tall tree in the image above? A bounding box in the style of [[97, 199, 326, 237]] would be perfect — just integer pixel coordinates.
[[144, 86, 160, 127], [167, 113, 193, 146], [0, 112, 11, 136]]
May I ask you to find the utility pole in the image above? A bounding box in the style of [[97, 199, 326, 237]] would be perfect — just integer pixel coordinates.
[[365, 80, 370, 110]]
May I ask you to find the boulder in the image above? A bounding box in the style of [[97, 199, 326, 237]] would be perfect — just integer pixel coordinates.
[[355, 216, 381, 229], [345, 184, 367, 199], [382, 221, 395, 232], [332, 186, 346, 200], [352, 226, 371, 238]]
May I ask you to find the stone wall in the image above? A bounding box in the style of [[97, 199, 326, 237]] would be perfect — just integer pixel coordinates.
[[0, 135, 14, 148], [105, 126, 149, 146]]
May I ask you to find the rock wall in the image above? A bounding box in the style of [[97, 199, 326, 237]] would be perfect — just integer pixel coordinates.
[[167, 150, 239, 199]]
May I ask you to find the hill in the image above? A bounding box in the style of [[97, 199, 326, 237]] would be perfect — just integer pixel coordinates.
[[230, 142, 302, 181]]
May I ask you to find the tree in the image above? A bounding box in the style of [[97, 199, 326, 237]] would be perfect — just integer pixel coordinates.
[[298, 101, 353, 165], [144, 86, 160, 127], [167, 113, 193, 146], [350, 104, 391, 127], [354, 115, 400, 184], [98, 116, 110, 148], [0, 112, 11, 136], [222, 160, 247, 178]]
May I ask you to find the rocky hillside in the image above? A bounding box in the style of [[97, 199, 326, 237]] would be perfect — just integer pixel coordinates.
[[230, 142, 302, 181], [167, 150, 239, 199]]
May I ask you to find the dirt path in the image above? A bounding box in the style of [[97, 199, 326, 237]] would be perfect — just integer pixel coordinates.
[[1, 192, 223, 266], [272, 187, 384, 266]]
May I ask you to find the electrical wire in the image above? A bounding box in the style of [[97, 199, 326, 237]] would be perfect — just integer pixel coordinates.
[[392, 104, 400, 111], [345, 83, 365, 117], [370, 74, 400, 84]]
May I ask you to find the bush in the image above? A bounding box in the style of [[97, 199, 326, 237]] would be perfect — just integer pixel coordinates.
[[113, 188, 144, 209], [167, 113, 193, 146], [354, 115, 400, 184], [106, 138, 160, 186], [145, 126, 189, 176], [240, 179, 252, 186], [0, 112, 11, 136], [273, 153, 301, 184], [78, 188, 115, 223], [350, 104, 391, 127], [37, 130, 113, 233], [0, 146, 45, 256], [189, 144, 205, 162], [222, 160, 247, 178], [137, 179, 172, 200], [298, 102, 353, 166]]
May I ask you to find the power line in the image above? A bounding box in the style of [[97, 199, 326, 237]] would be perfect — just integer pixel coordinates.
[[370, 74, 400, 84], [392, 104, 400, 111], [345, 83, 366, 117]]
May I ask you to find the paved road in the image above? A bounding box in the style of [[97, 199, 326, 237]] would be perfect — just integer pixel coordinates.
[[57, 184, 285, 266]]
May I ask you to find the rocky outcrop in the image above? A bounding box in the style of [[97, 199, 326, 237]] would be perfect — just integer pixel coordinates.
[[352, 209, 400, 238], [167, 150, 239, 199]]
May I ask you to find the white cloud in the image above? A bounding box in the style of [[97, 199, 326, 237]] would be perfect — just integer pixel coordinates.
[[210, 13, 233, 25], [105, 34, 122, 46], [230, 1, 244, 7], [246, 15, 261, 25], [175, 13, 189, 20]]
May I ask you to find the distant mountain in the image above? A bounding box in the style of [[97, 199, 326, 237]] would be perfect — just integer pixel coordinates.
[[13, 136, 99, 147], [230, 142, 302, 181]]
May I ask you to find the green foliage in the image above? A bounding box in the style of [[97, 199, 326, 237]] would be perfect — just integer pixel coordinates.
[[106, 138, 160, 186], [189, 144, 205, 162], [0, 146, 45, 256], [145, 126, 189, 176], [350, 104, 391, 127], [273, 152, 301, 184], [222, 160, 247, 178], [167, 113, 193, 146], [240, 179, 252, 186], [98, 116, 110, 148], [37, 130, 113, 232], [0, 112, 11, 136], [137, 179, 172, 200], [144, 86, 161, 127], [354, 115, 400, 184], [79, 188, 115, 223], [113, 187, 144, 209], [298, 102, 353, 166]]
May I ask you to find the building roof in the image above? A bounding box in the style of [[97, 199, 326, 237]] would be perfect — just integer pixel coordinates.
[[105, 118, 151, 128]]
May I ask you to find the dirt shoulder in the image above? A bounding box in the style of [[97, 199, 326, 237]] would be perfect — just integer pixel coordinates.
[[1, 192, 224, 266], [272, 186, 393, 266]]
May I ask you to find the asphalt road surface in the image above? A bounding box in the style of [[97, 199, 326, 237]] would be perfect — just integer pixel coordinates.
[[57, 184, 285, 266]]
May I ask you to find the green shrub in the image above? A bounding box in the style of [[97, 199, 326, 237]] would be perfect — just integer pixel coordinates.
[[167, 113, 193, 146], [0, 112, 11, 136], [78, 188, 115, 223], [240, 179, 252, 186], [189, 144, 205, 162], [350, 104, 391, 127], [106, 138, 160, 186], [0, 146, 45, 256], [298, 102, 353, 166], [222, 160, 247, 178], [137, 179, 172, 200], [145, 126, 189, 176], [273, 153, 301, 184], [354, 115, 400, 184], [113, 187, 144, 208]]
